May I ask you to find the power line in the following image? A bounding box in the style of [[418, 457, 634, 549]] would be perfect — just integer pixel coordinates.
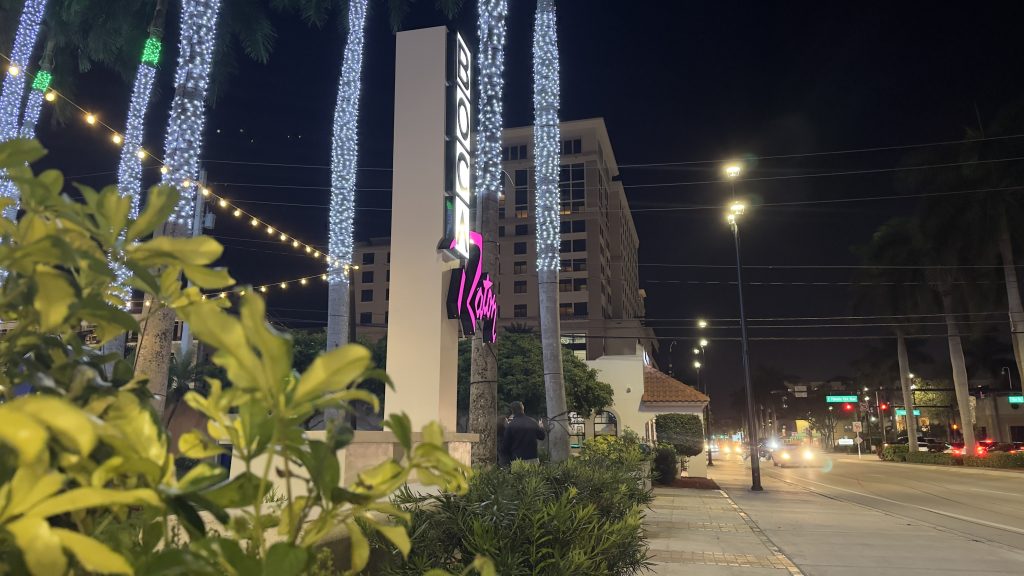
[[639, 262, 1019, 270], [617, 133, 1024, 168]]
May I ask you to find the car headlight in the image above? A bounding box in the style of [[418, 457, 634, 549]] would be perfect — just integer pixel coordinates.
[[803, 450, 814, 460], [781, 452, 790, 459], [723, 446, 731, 454]]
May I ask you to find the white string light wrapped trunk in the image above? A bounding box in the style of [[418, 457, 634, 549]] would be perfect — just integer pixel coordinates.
[[326, 0, 369, 352], [533, 0, 570, 462], [136, 0, 222, 414], [469, 0, 508, 465]]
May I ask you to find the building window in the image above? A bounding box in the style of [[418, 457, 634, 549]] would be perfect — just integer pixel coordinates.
[[359, 312, 372, 325], [594, 411, 618, 437], [560, 163, 585, 214], [559, 279, 572, 292], [514, 280, 527, 294], [572, 219, 586, 232], [385, 311, 389, 324], [569, 412, 585, 449], [386, 270, 390, 282], [514, 261, 527, 274], [499, 225, 505, 237], [504, 144, 529, 161], [573, 302, 588, 317], [515, 224, 529, 236], [499, 197, 506, 219], [561, 138, 582, 156], [514, 304, 527, 318], [559, 240, 571, 253], [559, 303, 573, 318], [361, 271, 373, 284], [519, 144, 528, 159], [572, 239, 586, 252], [362, 252, 375, 265], [574, 278, 588, 291], [572, 258, 587, 272], [386, 288, 389, 301], [387, 251, 391, 263], [514, 242, 527, 255], [360, 289, 373, 302], [514, 169, 529, 218]]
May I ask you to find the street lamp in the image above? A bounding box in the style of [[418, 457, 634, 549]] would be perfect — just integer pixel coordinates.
[[697, 318, 708, 329], [695, 323, 714, 467], [726, 194, 761, 491]]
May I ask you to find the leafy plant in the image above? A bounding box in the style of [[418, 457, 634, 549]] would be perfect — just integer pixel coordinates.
[[652, 444, 679, 485], [373, 459, 652, 576], [963, 452, 1024, 468], [880, 445, 910, 462], [655, 413, 704, 457], [904, 452, 960, 466], [0, 139, 471, 575]]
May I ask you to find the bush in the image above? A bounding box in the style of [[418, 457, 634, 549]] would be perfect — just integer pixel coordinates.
[[653, 444, 680, 485], [905, 452, 960, 466], [656, 413, 704, 456], [881, 445, 910, 462], [964, 452, 1024, 468], [373, 460, 653, 575], [579, 429, 649, 470]]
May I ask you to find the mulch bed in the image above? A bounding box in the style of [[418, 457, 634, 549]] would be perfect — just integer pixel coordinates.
[[656, 477, 721, 490]]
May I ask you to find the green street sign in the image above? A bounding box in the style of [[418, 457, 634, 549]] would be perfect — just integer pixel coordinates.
[[894, 408, 921, 416], [1009, 395, 1024, 405], [826, 395, 858, 403]]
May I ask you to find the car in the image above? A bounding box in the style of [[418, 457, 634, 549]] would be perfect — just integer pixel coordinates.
[[772, 443, 821, 467], [945, 441, 1003, 456], [892, 436, 945, 452]]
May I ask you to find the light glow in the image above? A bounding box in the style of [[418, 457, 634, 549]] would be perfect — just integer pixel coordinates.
[[44, 91, 56, 102], [697, 319, 708, 329], [475, 0, 508, 217], [724, 163, 742, 179], [532, 0, 561, 272]]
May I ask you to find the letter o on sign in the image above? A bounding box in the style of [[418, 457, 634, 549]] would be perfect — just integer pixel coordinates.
[[457, 97, 471, 143], [456, 150, 471, 196]]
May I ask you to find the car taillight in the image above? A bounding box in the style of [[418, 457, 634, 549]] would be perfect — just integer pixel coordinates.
[[976, 446, 987, 456]]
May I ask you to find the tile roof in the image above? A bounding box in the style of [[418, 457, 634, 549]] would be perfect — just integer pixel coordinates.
[[641, 365, 710, 404]]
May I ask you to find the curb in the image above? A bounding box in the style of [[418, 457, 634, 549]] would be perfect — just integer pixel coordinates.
[[717, 488, 805, 576]]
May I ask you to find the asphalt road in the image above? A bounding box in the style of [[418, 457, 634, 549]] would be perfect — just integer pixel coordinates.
[[762, 453, 1024, 551]]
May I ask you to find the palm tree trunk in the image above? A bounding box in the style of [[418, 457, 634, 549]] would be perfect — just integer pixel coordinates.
[[468, 0, 508, 466], [532, 0, 569, 462], [0, 0, 49, 229], [940, 285, 977, 452], [895, 328, 918, 451], [135, 0, 223, 413], [997, 212, 1024, 386], [325, 0, 368, 354]]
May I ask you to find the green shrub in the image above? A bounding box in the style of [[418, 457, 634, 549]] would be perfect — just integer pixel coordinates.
[[963, 452, 1024, 468], [653, 444, 679, 485], [905, 452, 960, 465], [881, 445, 910, 462], [579, 429, 649, 470], [655, 413, 704, 456], [373, 460, 653, 575], [0, 140, 470, 576]]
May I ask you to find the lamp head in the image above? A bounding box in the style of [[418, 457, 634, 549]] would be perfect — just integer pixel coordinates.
[[724, 162, 742, 179]]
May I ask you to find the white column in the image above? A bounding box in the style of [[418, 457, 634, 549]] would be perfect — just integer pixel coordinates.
[[384, 27, 459, 431]]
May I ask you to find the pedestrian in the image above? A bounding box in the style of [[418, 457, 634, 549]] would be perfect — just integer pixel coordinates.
[[502, 401, 546, 464]]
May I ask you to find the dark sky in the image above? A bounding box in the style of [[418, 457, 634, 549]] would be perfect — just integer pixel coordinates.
[[26, 1, 1024, 411]]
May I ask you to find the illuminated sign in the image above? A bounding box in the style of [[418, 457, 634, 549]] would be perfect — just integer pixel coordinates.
[[447, 232, 498, 342], [894, 408, 922, 416], [447, 31, 473, 259], [1008, 395, 1024, 404], [825, 395, 858, 403]]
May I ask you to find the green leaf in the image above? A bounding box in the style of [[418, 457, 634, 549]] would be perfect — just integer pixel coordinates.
[[200, 472, 267, 509], [344, 520, 370, 575], [2, 467, 65, 520], [301, 441, 340, 494], [5, 516, 67, 576], [421, 421, 445, 447], [181, 265, 234, 290], [0, 138, 46, 168], [277, 496, 308, 537], [372, 522, 411, 558], [178, 431, 225, 459], [384, 413, 413, 452], [33, 265, 76, 331], [177, 462, 228, 492], [0, 406, 49, 465], [471, 556, 498, 576], [293, 344, 371, 405], [28, 487, 161, 518], [19, 395, 98, 455], [193, 537, 260, 575], [52, 528, 132, 575], [263, 542, 309, 576], [129, 235, 224, 267], [125, 185, 177, 242], [355, 459, 406, 495], [136, 549, 220, 576], [77, 301, 139, 344]]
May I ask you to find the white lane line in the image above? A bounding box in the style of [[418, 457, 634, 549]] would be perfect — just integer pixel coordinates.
[[781, 473, 1024, 536]]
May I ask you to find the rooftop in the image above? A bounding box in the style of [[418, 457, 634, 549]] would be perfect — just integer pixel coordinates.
[[641, 365, 710, 404]]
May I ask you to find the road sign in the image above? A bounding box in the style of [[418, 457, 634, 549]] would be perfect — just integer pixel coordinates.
[[1009, 395, 1024, 405], [795, 392, 808, 398], [852, 422, 863, 433], [793, 385, 807, 392], [895, 408, 921, 416], [855, 435, 863, 444], [826, 395, 858, 403]]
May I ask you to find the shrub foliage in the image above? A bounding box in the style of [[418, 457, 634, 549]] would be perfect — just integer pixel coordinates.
[[652, 444, 679, 485], [655, 414, 704, 457]]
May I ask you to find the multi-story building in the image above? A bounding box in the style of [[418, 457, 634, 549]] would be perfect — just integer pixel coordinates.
[[353, 117, 647, 359]]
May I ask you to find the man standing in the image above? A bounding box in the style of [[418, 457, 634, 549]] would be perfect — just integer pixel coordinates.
[[502, 401, 546, 464]]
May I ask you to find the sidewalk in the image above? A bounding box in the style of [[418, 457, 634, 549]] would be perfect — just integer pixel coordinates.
[[646, 483, 803, 575]]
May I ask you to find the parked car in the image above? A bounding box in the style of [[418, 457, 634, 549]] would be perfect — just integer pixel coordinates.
[[892, 436, 945, 452]]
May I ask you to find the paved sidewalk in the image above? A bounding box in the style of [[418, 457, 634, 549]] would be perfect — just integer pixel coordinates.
[[646, 485, 803, 575]]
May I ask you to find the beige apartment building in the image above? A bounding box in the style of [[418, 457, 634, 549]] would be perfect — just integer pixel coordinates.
[[353, 118, 647, 359]]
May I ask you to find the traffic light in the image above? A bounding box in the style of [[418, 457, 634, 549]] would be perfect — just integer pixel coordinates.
[[879, 402, 889, 411], [843, 403, 854, 412]]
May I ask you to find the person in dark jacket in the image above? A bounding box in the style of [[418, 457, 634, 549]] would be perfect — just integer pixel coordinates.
[[502, 401, 546, 463]]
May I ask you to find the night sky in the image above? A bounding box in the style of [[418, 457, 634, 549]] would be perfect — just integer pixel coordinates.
[[21, 1, 1024, 415]]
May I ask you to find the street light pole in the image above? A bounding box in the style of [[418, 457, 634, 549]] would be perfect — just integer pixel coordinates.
[[694, 337, 713, 467], [728, 200, 762, 491]]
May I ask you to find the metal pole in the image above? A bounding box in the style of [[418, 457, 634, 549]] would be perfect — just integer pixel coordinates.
[[733, 221, 762, 491], [178, 169, 207, 358], [876, 390, 887, 446]]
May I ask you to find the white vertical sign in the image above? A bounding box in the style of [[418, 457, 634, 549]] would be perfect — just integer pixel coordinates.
[[450, 32, 473, 259]]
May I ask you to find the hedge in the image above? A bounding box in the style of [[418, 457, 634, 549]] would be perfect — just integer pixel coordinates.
[[655, 413, 704, 457], [904, 452, 961, 466], [963, 452, 1024, 468], [880, 445, 909, 462]]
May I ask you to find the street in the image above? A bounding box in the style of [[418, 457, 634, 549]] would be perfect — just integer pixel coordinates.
[[712, 454, 1024, 575]]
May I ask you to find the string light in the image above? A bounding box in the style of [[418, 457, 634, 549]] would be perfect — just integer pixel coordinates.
[[475, 0, 508, 209], [44, 91, 55, 102], [111, 133, 123, 145], [85, 113, 97, 125], [533, 0, 561, 272], [233, 209, 241, 217], [19, 69, 51, 139], [118, 51, 159, 221], [328, 0, 368, 283], [162, 0, 223, 228], [251, 218, 258, 226]]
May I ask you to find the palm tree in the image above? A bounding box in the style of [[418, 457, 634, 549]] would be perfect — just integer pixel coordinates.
[[162, 348, 197, 427], [853, 218, 930, 452], [532, 0, 569, 462], [467, 0, 508, 466]]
